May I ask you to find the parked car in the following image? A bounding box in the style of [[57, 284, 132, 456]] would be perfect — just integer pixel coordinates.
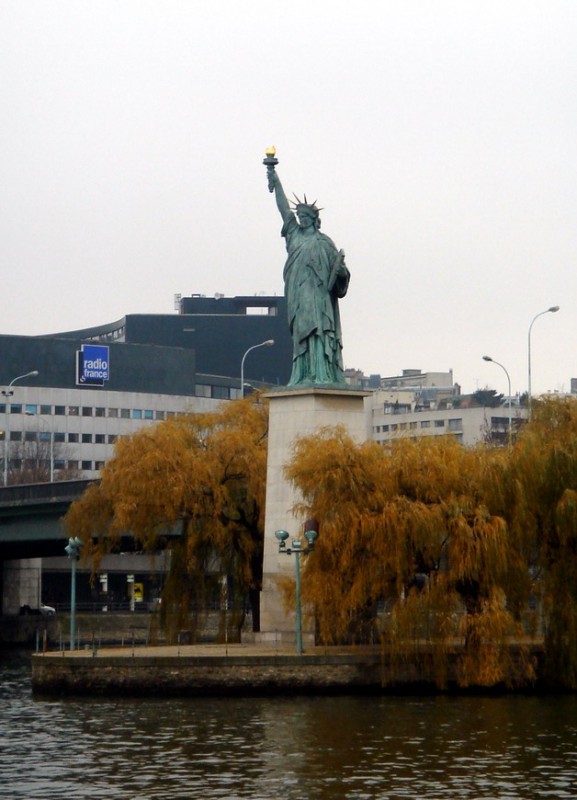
[[19, 603, 56, 616]]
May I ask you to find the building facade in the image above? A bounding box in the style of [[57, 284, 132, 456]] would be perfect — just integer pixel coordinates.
[[0, 293, 292, 483]]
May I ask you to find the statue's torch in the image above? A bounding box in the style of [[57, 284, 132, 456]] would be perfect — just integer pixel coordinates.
[[263, 146, 278, 192]]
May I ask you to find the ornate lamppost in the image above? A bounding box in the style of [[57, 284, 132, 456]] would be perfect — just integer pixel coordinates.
[[64, 537, 83, 650], [275, 527, 318, 654]]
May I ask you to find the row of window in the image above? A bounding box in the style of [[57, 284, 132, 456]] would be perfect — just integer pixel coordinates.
[[1, 430, 118, 444], [10, 458, 105, 472], [195, 384, 238, 400], [86, 326, 125, 342], [378, 433, 465, 446], [0, 404, 180, 420], [374, 418, 464, 434]]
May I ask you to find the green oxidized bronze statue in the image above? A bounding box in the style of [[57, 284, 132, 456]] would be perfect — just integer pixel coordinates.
[[264, 147, 350, 387]]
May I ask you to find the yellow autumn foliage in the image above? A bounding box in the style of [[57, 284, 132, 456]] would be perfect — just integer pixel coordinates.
[[64, 395, 269, 640]]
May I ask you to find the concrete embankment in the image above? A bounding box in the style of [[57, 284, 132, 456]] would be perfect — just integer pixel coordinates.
[[31, 642, 544, 696]]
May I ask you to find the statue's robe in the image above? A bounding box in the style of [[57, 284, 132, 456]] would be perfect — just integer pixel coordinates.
[[282, 215, 350, 386]]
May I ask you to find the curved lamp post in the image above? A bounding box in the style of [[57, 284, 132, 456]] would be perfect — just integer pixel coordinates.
[[2, 370, 39, 485], [65, 537, 83, 651], [482, 355, 512, 447], [240, 340, 274, 397], [528, 305, 559, 417], [275, 528, 318, 654]]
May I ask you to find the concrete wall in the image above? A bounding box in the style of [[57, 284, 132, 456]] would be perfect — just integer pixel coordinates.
[[2, 558, 41, 614], [30, 643, 544, 696]]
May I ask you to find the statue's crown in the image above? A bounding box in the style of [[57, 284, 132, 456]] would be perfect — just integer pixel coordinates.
[[291, 194, 322, 218]]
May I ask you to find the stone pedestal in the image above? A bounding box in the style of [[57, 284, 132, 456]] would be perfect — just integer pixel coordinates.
[[257, 386, 369, 646]]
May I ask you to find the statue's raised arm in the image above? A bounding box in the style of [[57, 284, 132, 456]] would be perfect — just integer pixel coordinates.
[[263, 147, 350, 388], [263, 147, 292, 225]]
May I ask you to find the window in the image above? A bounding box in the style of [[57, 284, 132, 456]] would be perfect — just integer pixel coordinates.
[[95, 407, 105, 417], [434, 420, 445, 428], [95, 434, 106, 444], [54, 459, 66, 470], [54, 432, 65, 443], [212, 386, 229, 400], [155, 410, 166, 421], [195, 385, 211, 398], [55, 406, 66, 416], [40, 404, 52, 415], [68, 406, 79, 416], [108, 408, 118, 418], [410, 421, 418, 430], [82, 407, 93, 417], [39, 431, 51, 442], [82, 433, 92, 443], [95, 461, 105, 471], [81, 460, 93, 471], [24, 431, 37, 442], [0, 431, 4, 441], [133, 409, 142, 420], [421, 420, 431, 429], [382, 424, 389, 432], [121, 408, 130, 419], [25, 404, 37, 415], [0, 404, 5, 414], [10, 431, 22, 441], [144, 409, 154, 420], [448, 418, 463, 432], [67, 460, 79, 470], [108, 434, 117, 444], [10, 404, 22, 414], [68, 433, 79, 443]]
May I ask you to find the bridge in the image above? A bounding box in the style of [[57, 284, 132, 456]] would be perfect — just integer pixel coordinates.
[[0, 479, 94, 560]]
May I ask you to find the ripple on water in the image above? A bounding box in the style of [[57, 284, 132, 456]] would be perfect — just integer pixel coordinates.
[[3, 662, 577, 798]]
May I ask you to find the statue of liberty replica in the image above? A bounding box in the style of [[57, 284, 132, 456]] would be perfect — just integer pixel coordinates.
[[264, 148, 350, 386]]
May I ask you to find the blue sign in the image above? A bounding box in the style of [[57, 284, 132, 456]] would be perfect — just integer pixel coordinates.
[[76, 344, 110, 386]]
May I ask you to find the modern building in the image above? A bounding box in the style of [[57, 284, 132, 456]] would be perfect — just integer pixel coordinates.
[[367, 386, 528, 447], [345, 367, 461, 398], [0, 293, 292, 483]]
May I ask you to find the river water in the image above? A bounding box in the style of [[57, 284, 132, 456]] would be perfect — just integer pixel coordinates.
[[2, 655, 577, 799]]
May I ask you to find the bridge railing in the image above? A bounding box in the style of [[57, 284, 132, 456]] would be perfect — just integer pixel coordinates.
[[0, 478, 96, 506]]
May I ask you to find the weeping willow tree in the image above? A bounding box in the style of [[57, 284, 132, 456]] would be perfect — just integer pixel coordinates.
[[285, 426, 534, 688], [507, 397, 577, 688], [64, 395, 269, 643]]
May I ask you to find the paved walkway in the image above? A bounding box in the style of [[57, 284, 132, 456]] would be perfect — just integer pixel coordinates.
[[37, 642, 385, 659]]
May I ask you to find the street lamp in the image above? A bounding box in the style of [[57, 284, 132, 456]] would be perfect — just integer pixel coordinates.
[[275, 527, 318, 654], [482, 355, 512, 447], [240, 340, 274, 397], [2, 370, 39, 486], [65, 537, 83, 651], [528, 305, 559, 417]]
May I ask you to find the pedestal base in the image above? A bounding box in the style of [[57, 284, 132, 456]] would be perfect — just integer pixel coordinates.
[[257, 386, 369, 646]]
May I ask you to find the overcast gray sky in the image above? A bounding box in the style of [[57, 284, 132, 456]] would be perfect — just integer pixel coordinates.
[[1, 0, 576, 396]]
